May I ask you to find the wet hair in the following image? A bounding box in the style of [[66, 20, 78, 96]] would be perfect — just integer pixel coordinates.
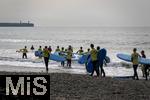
[[45, 46, 47, 48], [141, 50, 144, 54], [80, 47, 83, 49], [62, 47, 64, 50], [90, 44, 94, 48], [97, 46, 100, 50], [25, 46, 27, 48], [57, 46, 59, 48], [133, 48, 137, 52], [87, 48, 90, 51], [39, 46, 42, 48]]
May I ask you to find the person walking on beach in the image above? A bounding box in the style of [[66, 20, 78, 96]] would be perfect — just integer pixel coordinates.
[[90, 44, 99, 77], [140, 50, 149, 80], [43, 46, 50, 73], [22, 46, 28, 59], [66, 46, 72, 68], [131, 48, 140, 80], [97, 46, 106, 77]]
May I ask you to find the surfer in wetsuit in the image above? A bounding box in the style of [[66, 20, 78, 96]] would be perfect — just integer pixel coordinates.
[[43, 46, 50, 73], [140, 50, 149, 80], [76, 47, 84, 55], [60, 47, 65, 67], [22, 46, 28, 59], [131, 48, 140, 80], [90, 44, 99, 77], [66, 46, 72, 68], [38, 46, 42, 58], [97, 46, 106, 77], [48, 46, 52, 53], [55, 46, 60, 52]]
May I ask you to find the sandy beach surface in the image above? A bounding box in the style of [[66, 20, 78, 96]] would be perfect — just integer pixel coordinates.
[[0, 65, 149, 100]]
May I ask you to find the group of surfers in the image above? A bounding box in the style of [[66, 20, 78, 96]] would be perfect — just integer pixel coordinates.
[[19, 45, 149, 80]]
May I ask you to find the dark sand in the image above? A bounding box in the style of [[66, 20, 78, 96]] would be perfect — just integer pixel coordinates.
[[0, 71, 149, 100], [50, 73, 150, 100]]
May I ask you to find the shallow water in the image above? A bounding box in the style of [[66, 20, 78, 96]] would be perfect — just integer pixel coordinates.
[[0, 27, 149, 76]]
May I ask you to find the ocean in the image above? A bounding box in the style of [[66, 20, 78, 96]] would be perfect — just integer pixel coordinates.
[[0, 27, 150, 76]]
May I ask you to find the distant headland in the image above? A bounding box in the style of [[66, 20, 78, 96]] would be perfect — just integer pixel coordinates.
[[0, 21, 34, 27]]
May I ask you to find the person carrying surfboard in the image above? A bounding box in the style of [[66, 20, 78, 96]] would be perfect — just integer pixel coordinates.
[[76, 47, 84, 55], [60, 47, 65, 67], [21, 46, 28, 59], [97, 46, 106, 77], [38, 46, 43, 58], [131, 48, 140, 80], [43, 46, 50, 73], [55, 46, 61, 52], [90, 44, 99, 77], [66, 46, 73, 68], [140, 50, 149, 80], [48, 46, 52, 53]]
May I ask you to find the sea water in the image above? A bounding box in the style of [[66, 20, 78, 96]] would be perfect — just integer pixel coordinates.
[[0, 27, 150, 76]]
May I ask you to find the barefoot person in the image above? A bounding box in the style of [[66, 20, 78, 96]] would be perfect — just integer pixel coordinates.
[[131, 48, 140, 80], [22, 46, 28, 59], [140, 50, 149, 80], [43, 46, 50, 73], [90, 44, 99, 77]]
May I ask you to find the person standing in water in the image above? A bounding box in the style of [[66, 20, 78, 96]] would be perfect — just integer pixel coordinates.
[[30, 45, 34, 51], [22, 46, 28, 59], [38, 46, 42, 58], [90, 44, 99, 77], [60, 47, 65, 67], [131, 48, 140, 80], [48, 46, 52, 53], [43, 46, 50, 73], [66, 46, 72, 68], [97, 46, 106, 77], [76, 47, 84, 55], [55, 46, 60, 52], [140, 50, 149, 80]]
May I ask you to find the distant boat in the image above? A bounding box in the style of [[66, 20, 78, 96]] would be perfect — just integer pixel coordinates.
[[0, 22, 34, 27]]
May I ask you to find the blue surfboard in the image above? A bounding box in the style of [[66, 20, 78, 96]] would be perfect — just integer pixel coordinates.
[[35, 51, 43, 57], [86, 57, 93, 73], [35, 51, 66, 62], [49, 54, 66, 62], [78, 54, 90, 64], [86, 48, 107, 73], [98, 48, 107, 64], [117, 53, 150, 65]]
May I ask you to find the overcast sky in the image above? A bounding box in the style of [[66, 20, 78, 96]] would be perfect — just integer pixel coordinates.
[[0, 0, 150, 27]]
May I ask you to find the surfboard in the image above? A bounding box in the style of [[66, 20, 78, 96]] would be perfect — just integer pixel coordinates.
[[34, 51, 66, 62], [86, 48, 107, 73], [78, 54, 90, 64], [86, 57, 93, 73], [49, 54, 66, 62], [117, 53, 150, 65], [98, 48, 107, 64]]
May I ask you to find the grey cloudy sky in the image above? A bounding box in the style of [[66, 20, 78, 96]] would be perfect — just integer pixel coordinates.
[[0, 0, 150, 26]]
